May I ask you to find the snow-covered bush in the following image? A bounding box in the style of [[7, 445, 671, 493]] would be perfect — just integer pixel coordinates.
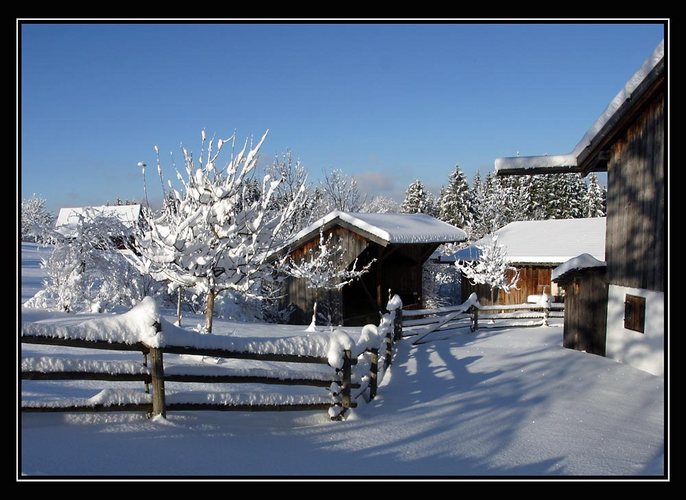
[[128, 130, 307, 332], [26, 210, 154, 312], [423, 261, 461, 309], [454, 234, 519, 304], [21, 194, 54, 243]]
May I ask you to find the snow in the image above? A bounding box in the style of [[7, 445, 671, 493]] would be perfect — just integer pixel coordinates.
[[20, 242, 52, 304], [495, 40, 664, 173], [386, 294, 403, 311], [20, 326, 664, 476], [19, 242, 664, 476], [22, 357, 149, 375], [446, 218, 605, 265], [552, 253, 606, 281], [55, 204, 141, 236], [287, 210, 467, 247]]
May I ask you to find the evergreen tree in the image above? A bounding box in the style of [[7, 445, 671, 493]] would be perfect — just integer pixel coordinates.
[[584, 173, 606, 217], [438, 165, 472, 228], [401, 179, 432, 214]]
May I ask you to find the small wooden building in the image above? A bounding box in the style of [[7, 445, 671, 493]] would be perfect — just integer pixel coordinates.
[[552, 254, 608, 356], [279, 211, 467, 326], [495, 40, 665, 375], [438, 218, 605, 306]]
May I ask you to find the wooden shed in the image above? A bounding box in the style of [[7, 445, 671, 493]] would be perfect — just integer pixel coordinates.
[[438, 218, 606, 306], [552, 254, 608, 356], [495, 40, 665, 375], [279, 211, 467, 326]]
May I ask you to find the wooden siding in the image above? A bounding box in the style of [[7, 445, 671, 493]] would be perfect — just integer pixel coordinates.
[[461, 265, 554, 305], [606, 91, 665, 292], [556, 268, 608, 356]]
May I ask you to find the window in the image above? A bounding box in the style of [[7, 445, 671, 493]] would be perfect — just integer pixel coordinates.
[[624, 294, 646, 333]]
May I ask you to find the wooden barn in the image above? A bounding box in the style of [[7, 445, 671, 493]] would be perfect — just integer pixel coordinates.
[[495, 40, 665, 375], [279, 211, 467, 326], [438, 218, 606, 306]]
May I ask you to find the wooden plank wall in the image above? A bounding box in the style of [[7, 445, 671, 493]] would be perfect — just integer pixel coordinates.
[[461, 265, 553, 305], [606, 92, 665, 292], [558, 268, 608, 356]]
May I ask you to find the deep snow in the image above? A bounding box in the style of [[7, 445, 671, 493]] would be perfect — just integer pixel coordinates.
[[19, 243, 664, 477]]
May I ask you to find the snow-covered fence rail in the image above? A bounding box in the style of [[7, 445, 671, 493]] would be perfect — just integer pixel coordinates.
[[400, 294, 564, 339], [21, 297, 405, 420]]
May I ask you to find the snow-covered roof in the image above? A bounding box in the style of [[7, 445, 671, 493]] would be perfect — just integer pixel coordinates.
[[443, 217, 605, 265], [495, 39, 664, 174], [288, 211, 467, 248], [552, 253, 606, 282], [56, 205, 142, 235]]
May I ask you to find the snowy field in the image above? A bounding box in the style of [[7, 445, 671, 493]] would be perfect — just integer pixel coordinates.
[[19, 243, 664, 477]]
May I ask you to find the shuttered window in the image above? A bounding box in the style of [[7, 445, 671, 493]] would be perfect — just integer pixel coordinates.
[[624, 294, 646, 333]]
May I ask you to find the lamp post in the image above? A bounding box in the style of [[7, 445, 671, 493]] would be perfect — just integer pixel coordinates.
[[137, 161, 149, 208]]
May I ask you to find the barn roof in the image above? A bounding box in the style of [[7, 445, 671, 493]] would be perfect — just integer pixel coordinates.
[[287, 210, 467, 249], [495, 39, 664, 176], [442, 217, 605, 265], [56, 205, 142, 236]]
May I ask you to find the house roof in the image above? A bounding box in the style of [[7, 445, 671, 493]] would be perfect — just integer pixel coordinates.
[[552, 253, 606, 282], [286, 210, 467, 249], [442, 217, 605, 265], [495, 39, 665, 176], [56, 205, 142, 236]]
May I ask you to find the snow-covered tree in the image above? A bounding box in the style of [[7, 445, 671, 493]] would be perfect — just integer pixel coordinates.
[[284, 229, 374, 330], [317, 169, 363, 216], [129, 130, 307, 333], [21, 194, 54, 243], [361, 195, 399, 214], [584, 173, 606, 217], [401, 179, 435, 215], [27, 209, 153, 312], [438, 165, 471, 228], [455, 234, 520, 304]]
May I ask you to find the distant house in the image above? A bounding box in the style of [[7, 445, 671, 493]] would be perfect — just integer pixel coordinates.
[[439, 218, 605, 305], [279, 211, 467, 326], [495, 40, 665, 375], [55, 204, 142, 247]]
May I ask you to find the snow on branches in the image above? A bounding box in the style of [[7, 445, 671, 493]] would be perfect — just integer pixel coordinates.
[[128, 130, 307, 333], [454, 234, 519, 304], [284, 229, 375, 330]]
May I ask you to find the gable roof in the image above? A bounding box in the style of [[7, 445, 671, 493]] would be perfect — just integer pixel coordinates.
[[443, 217, 605, 265], [287, 210, 467, 249], [56, 205, 142, 236], [495, 39, 664, 176]]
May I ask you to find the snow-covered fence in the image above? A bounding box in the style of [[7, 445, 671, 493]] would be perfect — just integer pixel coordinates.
[[400, 293, 564, 339], [21, 296, 405, 420]]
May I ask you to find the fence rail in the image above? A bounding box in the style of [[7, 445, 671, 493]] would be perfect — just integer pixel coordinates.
[[21, 297, 403, 420], [399, 295, 564, 342]]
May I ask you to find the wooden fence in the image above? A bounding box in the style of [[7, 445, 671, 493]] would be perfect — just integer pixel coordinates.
[[399, 296, 564, 342], [21, 303, 402, 421]]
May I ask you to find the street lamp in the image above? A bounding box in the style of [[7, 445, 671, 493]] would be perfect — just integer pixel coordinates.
[[138, 161, 149, 208]]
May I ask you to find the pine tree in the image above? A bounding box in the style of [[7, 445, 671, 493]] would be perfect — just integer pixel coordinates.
[[438, 165, 472, 228], [584, 173, 606, 217], [401, 179, 432, 214]]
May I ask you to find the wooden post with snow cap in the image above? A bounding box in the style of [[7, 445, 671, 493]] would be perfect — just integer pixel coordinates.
[[341, 349, 352, 410], [149, 320, 166, 418], [368, 348, 379, 400], [471, 306, 479, 332], [393, 309, 403, 341]]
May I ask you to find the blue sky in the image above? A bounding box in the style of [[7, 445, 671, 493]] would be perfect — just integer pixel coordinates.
[[21, 22, 664, 212]]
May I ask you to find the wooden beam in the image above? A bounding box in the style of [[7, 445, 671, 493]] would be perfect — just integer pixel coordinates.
[[21, 335, 149, 354], [21, 371, 151, 383], [165, 403, 332, 412], [21, 403, 152, 413]]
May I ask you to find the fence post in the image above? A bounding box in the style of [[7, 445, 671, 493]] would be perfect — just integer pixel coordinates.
[[341, 349, 352, 410], [368, 348, 379, 400], [471, 307, 479, 332], [143, 352, 150, 394], [149, 347, 166, 418], [384, 331, 393, 369], [394, 309, 403, 341], [543, 304, 549, 327]]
